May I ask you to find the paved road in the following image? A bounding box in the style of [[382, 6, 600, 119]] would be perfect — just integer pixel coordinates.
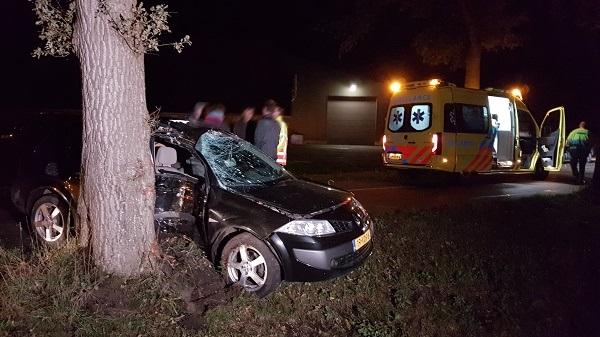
[[289, 144, 595, 214]]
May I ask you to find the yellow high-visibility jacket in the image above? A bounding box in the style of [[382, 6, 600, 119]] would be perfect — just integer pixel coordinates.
[[275, 116, 288, 166]]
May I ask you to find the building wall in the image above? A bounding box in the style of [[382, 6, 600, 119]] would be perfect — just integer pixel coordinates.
[[288, 70, 389, 145]]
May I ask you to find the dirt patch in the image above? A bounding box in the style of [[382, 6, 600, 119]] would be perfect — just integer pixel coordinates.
[[82, 277, 137, 316], [158, 236, 241, 329], [79, 236, 241, 331]]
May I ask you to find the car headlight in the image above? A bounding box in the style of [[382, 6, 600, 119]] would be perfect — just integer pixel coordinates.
[[275, 220, 335, 236]]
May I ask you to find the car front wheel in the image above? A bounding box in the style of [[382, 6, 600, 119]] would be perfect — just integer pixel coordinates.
[[220, 233, 281, 297], [30, 194, 70, 245]]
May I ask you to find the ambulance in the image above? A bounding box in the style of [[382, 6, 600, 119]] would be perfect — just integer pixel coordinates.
[[382, 79, 566, 180]]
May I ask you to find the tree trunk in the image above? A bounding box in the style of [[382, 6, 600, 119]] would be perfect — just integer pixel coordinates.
[[73, 0, 156, 275], [459, 0, 481, 90], [464, 42, 481, 89], [593, 146, 599, 190]]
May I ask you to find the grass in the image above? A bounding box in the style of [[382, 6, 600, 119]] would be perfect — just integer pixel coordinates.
[[1, 193, 599, 336]]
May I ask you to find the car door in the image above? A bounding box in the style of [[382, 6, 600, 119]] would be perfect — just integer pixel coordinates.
[[538, 107, 566, 171], [152, 136, 207, 236]]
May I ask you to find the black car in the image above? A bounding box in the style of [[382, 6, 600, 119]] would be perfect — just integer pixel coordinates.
[[8, 116, 374, 296]]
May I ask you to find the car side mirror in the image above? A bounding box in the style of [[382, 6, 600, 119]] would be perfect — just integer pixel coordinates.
[[327, 179, 335, 187]]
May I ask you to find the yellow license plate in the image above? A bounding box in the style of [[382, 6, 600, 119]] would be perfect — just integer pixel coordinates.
[[353, 229, 372, 251]]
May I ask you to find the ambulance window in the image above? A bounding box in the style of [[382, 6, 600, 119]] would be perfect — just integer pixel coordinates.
[[444, 103, 489, 133], [444, 104, 458, 132], [410, 105, 431, 131], [517, 110, 535, 138], [388, 106, 405, 131]]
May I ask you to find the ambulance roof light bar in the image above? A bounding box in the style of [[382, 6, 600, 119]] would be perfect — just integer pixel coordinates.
[[484, 87, 524, 101], [404, 79, 455, 89]]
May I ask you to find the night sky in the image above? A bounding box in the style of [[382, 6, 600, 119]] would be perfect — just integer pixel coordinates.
[[2, 0, 599, 129]]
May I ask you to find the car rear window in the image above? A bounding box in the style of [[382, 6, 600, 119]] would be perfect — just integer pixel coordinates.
[[444, 103, 489, 134], [387, 103, 432, 132]]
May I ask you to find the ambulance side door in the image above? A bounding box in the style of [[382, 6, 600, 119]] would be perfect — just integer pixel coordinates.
[[538, 106, 566, 171], [450, 90, 493, 173]]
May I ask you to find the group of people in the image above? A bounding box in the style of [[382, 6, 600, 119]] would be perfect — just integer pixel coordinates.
[[185, 99, 288, 166]]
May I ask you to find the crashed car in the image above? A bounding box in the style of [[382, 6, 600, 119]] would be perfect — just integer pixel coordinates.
[[8, 115, 374, 296]]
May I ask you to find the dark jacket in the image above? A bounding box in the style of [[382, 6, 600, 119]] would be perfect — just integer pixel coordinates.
[[233, 121, 248, 140], [233, 120, 257, 143], [254, 117, 280, 160]]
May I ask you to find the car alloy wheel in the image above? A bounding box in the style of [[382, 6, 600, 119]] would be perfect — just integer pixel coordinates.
[[30, 194, 69, 245], [33, 202, 64, 242], [221, 233, 281, 297], [227, 244, 267, 290]]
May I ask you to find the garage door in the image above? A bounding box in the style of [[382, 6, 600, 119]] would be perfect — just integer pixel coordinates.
[[327, 99, 377, 145]]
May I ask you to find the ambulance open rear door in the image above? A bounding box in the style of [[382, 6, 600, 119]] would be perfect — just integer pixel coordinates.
[[538, 107, 566, 171]]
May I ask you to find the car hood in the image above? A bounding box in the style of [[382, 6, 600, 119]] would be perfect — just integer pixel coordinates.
[[236, 179, 352, 218]]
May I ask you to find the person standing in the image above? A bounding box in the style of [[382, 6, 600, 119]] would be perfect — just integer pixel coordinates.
[[202, 103, 228, 130], [254, 100, 281, 160], [567, 121, 591, 184], [188, 101, 207, 128], [274, 106, 288, 166], [233, 107, 255, 141]]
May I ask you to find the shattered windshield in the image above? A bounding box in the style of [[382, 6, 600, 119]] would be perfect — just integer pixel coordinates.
[[196, 130, 290, 187]]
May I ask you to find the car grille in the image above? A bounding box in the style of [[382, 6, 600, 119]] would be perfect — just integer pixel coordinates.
[[329, 220, 354, 233]]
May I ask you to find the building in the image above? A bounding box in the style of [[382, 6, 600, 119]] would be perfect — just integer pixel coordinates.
[[288, 64, 389, 145]]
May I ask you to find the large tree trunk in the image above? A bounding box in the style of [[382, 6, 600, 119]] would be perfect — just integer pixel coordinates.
[[464, 42, 481, 89], [459, 0, 481, 89], [593, 146, 599, 190], [73, 0, 156, 275]]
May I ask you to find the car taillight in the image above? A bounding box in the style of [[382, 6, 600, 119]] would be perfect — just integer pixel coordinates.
[[431, 133, 442, 155]]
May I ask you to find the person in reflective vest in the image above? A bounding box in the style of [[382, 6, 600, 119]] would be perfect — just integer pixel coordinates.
[[274, 107, 288, 166], [566, 121, 591, 184]]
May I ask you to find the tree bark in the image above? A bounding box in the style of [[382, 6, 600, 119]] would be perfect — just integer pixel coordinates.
[[73, 0, 156, 275], [593, 145, 599, 190], [464, 41, 481, 89], [459, 0, 481, 89]]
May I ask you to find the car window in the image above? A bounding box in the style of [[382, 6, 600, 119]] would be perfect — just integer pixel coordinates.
[[197, 130, 289, 187], [387, 103, 432, 132]]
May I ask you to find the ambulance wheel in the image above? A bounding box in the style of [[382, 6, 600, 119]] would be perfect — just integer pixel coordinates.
[[534, 159, 549, 180]]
